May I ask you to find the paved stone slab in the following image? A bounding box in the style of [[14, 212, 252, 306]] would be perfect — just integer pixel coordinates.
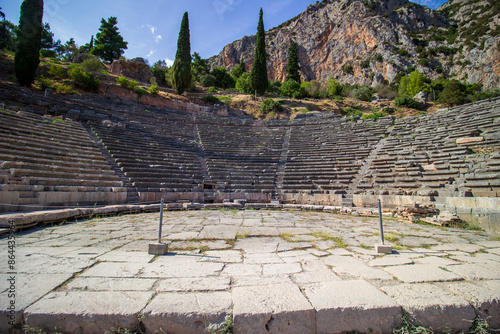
[[324, 255, 393, 280], [384, 264, 461, 283], [0, 273, 73, 331], [198, 225, 238, 239], [24, 291, 153, 334], [201, 250, 242, 263], [304, 280, 401, 333], [97, 250, 155, 263], [381, 283, 476, 332], [142, 292, 231, 334], [17, 254, 95, 274], [446, 282, 500, 328], [244, 252, 284, 264], [233, 283, 315, 334], [233, 237, 280, 253], [140, 262, 225, 278], [292, 270, 342, 285], [263, 263, 302, 276], [156, 277, 231, 292], [369, 256, 414, 267], [447, 263, 500, 280], [80, 262, 145, 278], [232, 275, 294, 287], [414, 256, 459, 266], [221, 263, 262, 276], [65, 277, 156, 291]]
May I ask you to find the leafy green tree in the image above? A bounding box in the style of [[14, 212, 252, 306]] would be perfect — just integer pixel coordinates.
[[191, 52, 208, 81], [278, 79, 304, 99], [210, 66, 235, 88], [286, 40, 301, 83], [236, 72, 253, 93], [399, 69, 427, 97], [92, 16, 128, 63], [0, 8, 17, 51], [15, 0, 44, 86], [152, 59, 168, 86], [250, 8, 268, 98], [438, 79, 469, 107], [171, 12, 192, 95], [231, 58, 246, 78], [326, 77, 344, 97]]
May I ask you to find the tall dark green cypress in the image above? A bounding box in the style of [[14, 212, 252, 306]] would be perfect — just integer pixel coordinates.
[[286, 40, 301, 83], [15, 0, 44, 86], [250, 8, 268, 98], [172, 12, 192, 95]]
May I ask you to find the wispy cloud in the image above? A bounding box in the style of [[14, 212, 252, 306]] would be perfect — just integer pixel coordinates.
[[213, 0, 243, 20], [142, 24, 163, 44]]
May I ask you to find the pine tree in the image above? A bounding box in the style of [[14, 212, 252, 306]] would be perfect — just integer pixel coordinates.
[[172, 12, 192, 95], [15, 0, 44, 86], [286, 40, 301, 83], [92, 17, 128, 63], [250, 8, 268, 98]]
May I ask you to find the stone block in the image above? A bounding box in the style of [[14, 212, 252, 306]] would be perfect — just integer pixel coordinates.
[[142, 292, 231, 334], [376, 244, 392, 254], [304, 280, 401, 333], [24, 291, 153, 334], [381, 283, 475, 333], [384, 264, 461, 283], [148, 242, 169, 255], [233, 283, 315, 334]]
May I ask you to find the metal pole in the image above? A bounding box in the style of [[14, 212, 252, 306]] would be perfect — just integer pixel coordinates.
[[378, 200, 385, 245], [158, 198, 164, 243]]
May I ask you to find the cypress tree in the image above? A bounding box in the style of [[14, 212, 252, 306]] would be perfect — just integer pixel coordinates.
[[286, 40, 301, 83], [172, 12, 192, 95], [250, 8, 268, 98], [15, 0, 44, 86], [92, 17, 128, 63]]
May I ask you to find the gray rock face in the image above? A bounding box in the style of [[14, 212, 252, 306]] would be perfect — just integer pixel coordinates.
[[208, 0, 499, 88]]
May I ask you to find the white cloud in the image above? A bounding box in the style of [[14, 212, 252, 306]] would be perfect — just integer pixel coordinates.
[[147, 49, 155, 58], [141, 24, 163, 44], [165, 58, 174, 67]]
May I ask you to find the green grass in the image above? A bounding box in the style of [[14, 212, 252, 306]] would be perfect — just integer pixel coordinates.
[[217, 96, 233, 102], [207, 313, 234, 334], [236, 231, 249, 239], [280, 232, 298, 242], [359, 243, 373, 250]]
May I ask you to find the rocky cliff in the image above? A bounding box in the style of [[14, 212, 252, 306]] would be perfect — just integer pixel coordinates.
[[208, 0, 499, 88]]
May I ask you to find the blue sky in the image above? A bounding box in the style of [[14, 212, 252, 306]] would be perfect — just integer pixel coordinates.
[[2, 0, 448, 66]]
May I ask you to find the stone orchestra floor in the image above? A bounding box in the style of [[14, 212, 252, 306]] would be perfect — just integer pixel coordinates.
[[1, 209, 499, 333]]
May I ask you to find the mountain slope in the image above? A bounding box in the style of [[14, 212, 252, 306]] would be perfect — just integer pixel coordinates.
[[208, 0, 499, 88]]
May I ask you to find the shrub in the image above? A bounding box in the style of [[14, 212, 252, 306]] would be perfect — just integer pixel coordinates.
[[350, 86, 372, 101], [362, 111, 388, 120], [200, 74, 217, 87], [326, 77, 343, 97], [418, 59, 429, 66], [68, 67, 100, 92], [438, 79, 469, 107], [301, 80, 324, 99], [116, 76, 138, 90], [376, 86, 398, 100], [207, 86, 218, 94], [55, 83, 76, 94], [48, 65, 66, 79], [134, 86, 148, 101], [260, 98, 283, 113], [396, 48, 409, 57], [342, 64, 354, 74], [374, 53, 383, 62], [202, 95, 219, 104], [81, 57, 103, 72], [148, 77, 159, 95], [394, 95, 420, 108], [36, 75, 55, 90], [210, 67, 235, 88], [470, 88, 500, 102], [235, 72, 253, 94], [360, 58, 371, 68], [279, 79, 304, 98]]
